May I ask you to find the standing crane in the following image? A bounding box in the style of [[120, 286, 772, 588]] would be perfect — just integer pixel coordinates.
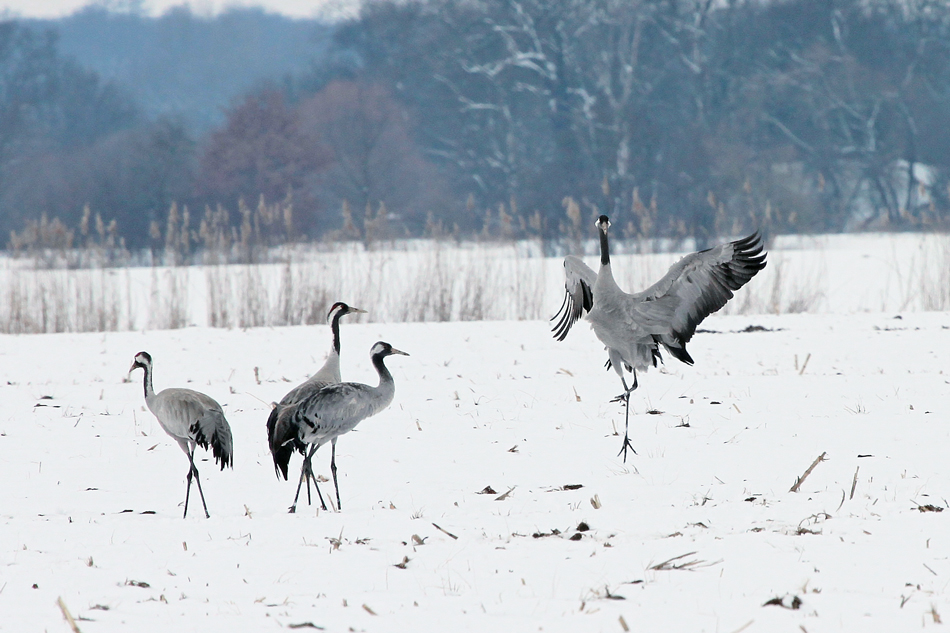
[[552, 215, 766, 461], [129, 351, 233, 518], [274, 341, 409, 512], [266, 301, 366, 512]]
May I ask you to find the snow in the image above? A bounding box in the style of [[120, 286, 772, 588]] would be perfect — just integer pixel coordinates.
[[2, 306, 949, 631]]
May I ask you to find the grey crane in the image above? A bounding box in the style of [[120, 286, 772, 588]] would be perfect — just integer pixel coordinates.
[[129, 351, 233, 518], [552, 215, 766, 461], [266, 301, 366, 512], [274, 341, 408, 512]]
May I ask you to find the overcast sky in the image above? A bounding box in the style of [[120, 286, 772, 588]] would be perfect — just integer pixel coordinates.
[[0, 0, 356, 19]]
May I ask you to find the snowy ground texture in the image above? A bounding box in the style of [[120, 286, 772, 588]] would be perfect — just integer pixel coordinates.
[[2, 310, 950, 632]]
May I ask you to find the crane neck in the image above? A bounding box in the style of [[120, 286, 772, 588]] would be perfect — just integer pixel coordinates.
[[316, 347, 342, 385], [330, 311, 343, 355], [599, 227, 610, 267], [371, 353, 395, 390], [595, 225, 620, 294], [140, 364, 155, 401]]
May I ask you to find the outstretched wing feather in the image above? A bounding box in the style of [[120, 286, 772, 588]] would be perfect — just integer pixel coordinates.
[[551, 256, 596, 341], [637, 233, 767, 343]]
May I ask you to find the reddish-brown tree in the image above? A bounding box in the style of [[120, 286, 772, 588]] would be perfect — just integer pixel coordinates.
[[297, 80, 448, 236], [197, 90, 331, 227]]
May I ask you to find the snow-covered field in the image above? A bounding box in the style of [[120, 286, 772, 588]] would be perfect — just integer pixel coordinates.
[[2, 307, 949, 631]]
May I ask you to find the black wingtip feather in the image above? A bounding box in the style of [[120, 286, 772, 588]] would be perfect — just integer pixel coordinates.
[[266, 405, 305, 480], [667, 345, 694, 366], [265, 406, 286, 479], [733, 233, 768, 270], [550, 293, 568, 323], [272, 443, 293, 481], [214, 438, 232, 470], [190, 418, 233, 470], [551, 292, 580, 342], [582, 281, 593, 312], [552, 269, 594, 342], [667, 232, 768, 347]]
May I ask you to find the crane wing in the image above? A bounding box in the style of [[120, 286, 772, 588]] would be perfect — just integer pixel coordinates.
[[637, 233, 767, 344], [267, 403, 307, 480], [190, 406, 233, 469], [158, 389, 233, 470], [267, 374, 337, 479], [294, 383, 379, 440], [277, 376, 331, 408], [551, 255, 596, 341]]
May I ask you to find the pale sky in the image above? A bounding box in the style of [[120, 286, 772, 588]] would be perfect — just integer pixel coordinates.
[[0, 0, 357, 20]]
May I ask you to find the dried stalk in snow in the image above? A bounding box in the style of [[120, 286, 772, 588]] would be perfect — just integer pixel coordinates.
[[789, 452, 827, 493]]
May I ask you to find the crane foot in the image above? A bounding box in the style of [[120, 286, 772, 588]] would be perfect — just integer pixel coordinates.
[[617, 435, 637, 462]]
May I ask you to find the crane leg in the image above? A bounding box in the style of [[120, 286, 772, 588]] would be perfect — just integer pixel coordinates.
[[615, 372, 639, 463], [184, 449, 210, 519], [311, 454, 328, 511], [330, 440, 341, 511], [304, 454, 312, 507], [290, 446, 327, 513], [289, 448, 310, 513], [610, 370, 639, 403]]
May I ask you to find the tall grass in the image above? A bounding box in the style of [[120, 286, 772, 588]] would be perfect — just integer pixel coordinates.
[[889, 233, 950, 311], [148, 268, 190, 330], [194, 242, 548, 327], [1, 232, 948, 334], [0, 267, 128, 333]]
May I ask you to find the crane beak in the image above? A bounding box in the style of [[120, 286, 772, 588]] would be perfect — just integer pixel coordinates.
[[348, 307, 368, 315], [390, 347, 410, 357]]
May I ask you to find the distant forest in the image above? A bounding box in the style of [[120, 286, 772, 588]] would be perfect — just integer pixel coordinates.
[[29, 6, 332, 133], [4, 0, 950, 252]]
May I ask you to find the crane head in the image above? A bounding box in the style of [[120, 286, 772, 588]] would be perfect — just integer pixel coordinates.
[[327, 302, 368, 323], [596, 215, 611, 231], [370, 341, 410, 359], [129, 351, 152, 376]]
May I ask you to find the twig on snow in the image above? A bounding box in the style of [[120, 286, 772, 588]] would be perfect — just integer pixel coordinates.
[[650, 551, 720, 571], [495, 487, 515, 501], [57, 597, 82, 633], [432, 522, 458, 540], [789, 452, 827, 493], [728, 620, 754, 633]]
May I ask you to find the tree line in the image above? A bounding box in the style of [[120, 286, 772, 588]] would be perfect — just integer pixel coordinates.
[[4, 0, 950, 253], [333, 0, 950, 244]]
